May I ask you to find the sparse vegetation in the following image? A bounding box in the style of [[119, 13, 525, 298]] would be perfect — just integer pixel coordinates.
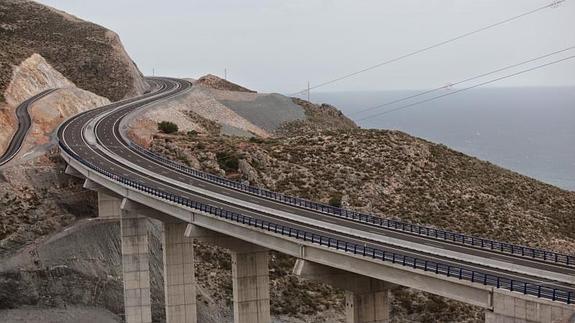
[[216, 151, 240, 172], [149, 126, 575, 322], [157, 121, 178, 134], [328, 193, 343, 208], [249, 136, 264, 144]]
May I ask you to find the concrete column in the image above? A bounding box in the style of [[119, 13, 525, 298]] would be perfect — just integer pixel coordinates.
[[185, 224, 271, 323], [293, 259, 392, 323], [163, 222, 197, 323], [232, 248, 271, 323], [345, 281, 391, 323], [98, 192, 122, 219], [121, 212, 152, 323], [486, 291, 575, 323]]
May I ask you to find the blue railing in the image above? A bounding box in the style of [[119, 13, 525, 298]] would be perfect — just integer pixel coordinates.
[[126, 142, 575, 268], [59, 141, 574, 305]]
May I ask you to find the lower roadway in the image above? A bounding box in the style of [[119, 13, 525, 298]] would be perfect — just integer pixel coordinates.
[[0, 89, 57, 166]]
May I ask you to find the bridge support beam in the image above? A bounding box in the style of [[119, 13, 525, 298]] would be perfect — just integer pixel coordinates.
[[120, 201, 152, 323], [163, 222, 197, 323], [485, 291, 575, 323], [186, 224, 271, 323], [293, 259, 392, 323]]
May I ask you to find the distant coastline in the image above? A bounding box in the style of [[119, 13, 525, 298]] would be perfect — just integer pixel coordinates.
[[311, 87, 575, 191]]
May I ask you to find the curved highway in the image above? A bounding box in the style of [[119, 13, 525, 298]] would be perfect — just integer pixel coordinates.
[[0, 89, 57, 166], [58, 77, 575, 304]]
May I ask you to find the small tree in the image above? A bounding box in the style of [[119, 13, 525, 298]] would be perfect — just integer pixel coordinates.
[[158, 121, 178, 134], [328, 193, 343, 208], [216, 151, 240, 172]]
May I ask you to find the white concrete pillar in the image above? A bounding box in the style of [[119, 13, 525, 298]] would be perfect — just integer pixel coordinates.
[[232, 248, 271, 323], [486, 291, 575, 323], [293, 259, 392, 323], [121, 212, 152, 323], [163, 222, 197, 323], [98, 192, 122, 219], [345, 281, 391, 323], [185, 224, 271, 323]]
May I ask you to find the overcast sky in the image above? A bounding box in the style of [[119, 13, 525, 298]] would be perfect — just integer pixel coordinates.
[[37, 0, 575, 93]]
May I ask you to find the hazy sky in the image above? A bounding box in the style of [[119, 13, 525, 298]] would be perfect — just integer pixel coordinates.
[[37, 0, 575, 93]]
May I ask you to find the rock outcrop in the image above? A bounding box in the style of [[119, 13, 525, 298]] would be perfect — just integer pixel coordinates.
[[0, 54, 110, 160], [0, 0, 148, 102], [195, 74, 256, 93], [4, 54, 74, 106]]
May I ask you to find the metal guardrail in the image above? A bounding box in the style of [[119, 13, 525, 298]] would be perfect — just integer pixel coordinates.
[[127, 142, 575, 268], [60, 141, 574, 305]]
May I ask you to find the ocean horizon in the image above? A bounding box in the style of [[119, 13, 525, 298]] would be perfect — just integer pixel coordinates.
[[311, 87, 575, 191]]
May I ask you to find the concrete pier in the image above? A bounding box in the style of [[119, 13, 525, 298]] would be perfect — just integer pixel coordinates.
[[97, 192, 122, 219], [344, 282, 391, 323], [485, 291, 575, 323], [120, 207, 152, 323], [232, 247, 271, 323], [163, 223, 197, 323], [186, 224, 271, 323], [294, 259, 392, 323]]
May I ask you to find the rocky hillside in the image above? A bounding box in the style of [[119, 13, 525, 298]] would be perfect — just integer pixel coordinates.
[[195, 74, 256, 93], [0, 0, 147, 102], [0, 54, 110, 158], [149, 126, 574, 322]]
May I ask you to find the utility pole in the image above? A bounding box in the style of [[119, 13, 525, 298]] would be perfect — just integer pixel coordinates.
[[152, 68, 155, 76], [307, 81, 310, 102], [224, 68, 227, 80]]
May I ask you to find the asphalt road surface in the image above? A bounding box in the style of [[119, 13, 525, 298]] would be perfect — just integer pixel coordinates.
[[0, 89, 57, 166]]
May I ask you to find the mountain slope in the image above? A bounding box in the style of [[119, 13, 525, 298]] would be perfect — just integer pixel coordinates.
[[0, 0, 147, 101]]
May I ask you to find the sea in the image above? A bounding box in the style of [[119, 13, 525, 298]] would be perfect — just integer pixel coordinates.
[[311, 87, 575, 191]]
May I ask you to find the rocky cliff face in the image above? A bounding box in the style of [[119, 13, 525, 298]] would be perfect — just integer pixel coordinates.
[[195, 74, 256, 93], [0, 0, 148, 102], [4, 54, 74, 106], [0, 54, 110, 158]]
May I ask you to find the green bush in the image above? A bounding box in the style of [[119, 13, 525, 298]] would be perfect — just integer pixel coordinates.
[[249, 136, 264, 144], [158, 121, 178, 134], [216, 151, 240, 172], [328, 193, 342, 208], [187, 130, 198, 137]]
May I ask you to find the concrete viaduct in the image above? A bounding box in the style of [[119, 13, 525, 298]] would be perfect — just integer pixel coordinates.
[[58, 77, 575, 323]]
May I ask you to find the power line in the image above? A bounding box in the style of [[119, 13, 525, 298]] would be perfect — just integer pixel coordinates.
[[351, 45, 575, 117], [356, 54, 575, 121], [291, 0, 568, 96]]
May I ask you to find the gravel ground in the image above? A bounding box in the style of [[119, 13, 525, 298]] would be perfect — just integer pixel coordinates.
[[218, 93, 305, 132], [0, 306, 121, 323]]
